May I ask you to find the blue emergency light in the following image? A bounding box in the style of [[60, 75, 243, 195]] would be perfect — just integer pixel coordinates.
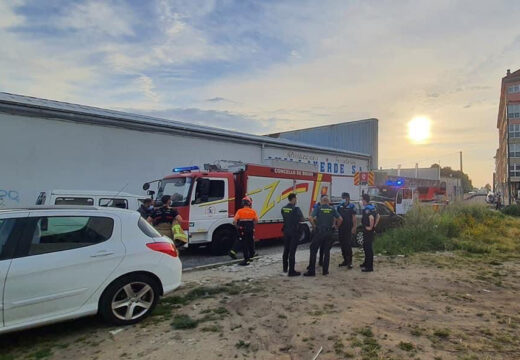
[[173, 166, 199, 173], [385, 178, 405, 187]]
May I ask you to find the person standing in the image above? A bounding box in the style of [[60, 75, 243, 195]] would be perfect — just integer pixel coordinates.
[[281, 193, 305, 276], [148, 195, 183, 240], [233, 196, 258, 266], [138, 198, 154, 219], [304, 194, 342, 277], [337, 192, 357, 269], [360, 194, 379, 272]]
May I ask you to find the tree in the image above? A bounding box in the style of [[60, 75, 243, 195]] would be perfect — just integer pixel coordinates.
[[430, 164, 474, 193], [484, 183, 491, 192]]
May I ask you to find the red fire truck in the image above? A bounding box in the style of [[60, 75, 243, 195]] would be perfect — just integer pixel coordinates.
[[143, 164, 331, 254]]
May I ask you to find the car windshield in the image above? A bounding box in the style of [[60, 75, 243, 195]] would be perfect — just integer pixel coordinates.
[[157, 177, 192, 207]]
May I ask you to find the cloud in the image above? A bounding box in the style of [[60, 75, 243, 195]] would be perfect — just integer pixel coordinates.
[[0, 0, 24, 29], [133, 107, 272, 134], [58, 1, 135, 37]]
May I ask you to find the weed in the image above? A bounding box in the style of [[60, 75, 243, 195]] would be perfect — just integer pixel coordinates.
[[278, 314, 287, 319], [201, 325, 222, 332], [398, 342, 415, 351], [411, 328, 423, 337], [235, 340, 250, 350], [171, 315, 198, 330], [433, 328, 450, 339], [358, 327, 374, 337], [0, 355, 15, 360], [30, 348, 53, 359], [333, 340, 345, 354]]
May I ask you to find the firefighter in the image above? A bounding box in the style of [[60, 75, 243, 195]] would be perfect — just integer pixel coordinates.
[[233, 196, 259, 266], [336, 192, 357, 269], [304, 194, 342, 276], [148, 195, 183, 240], [281, 193, 305, 276], [360, 194, 380, 272]]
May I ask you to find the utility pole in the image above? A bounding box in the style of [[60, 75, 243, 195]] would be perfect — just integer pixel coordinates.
[[459, 151, 463, 173]]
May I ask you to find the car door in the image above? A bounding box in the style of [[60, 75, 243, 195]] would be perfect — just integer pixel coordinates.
[[0, 212, 29, 328], [189, 177, 228, 236], [3, 211, 125, 328]]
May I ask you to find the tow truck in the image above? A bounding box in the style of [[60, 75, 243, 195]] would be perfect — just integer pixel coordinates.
[[143, 163, 331, 254]]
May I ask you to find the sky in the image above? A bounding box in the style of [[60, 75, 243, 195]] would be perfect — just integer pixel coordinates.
[[1, 0, 520, 187]]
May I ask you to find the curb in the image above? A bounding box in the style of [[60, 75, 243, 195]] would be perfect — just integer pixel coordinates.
[[182, 255, 262, 272]]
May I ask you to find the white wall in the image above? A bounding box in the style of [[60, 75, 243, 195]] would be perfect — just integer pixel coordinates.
[[0, 113, 371, 208], [0, 114, 261, 207]]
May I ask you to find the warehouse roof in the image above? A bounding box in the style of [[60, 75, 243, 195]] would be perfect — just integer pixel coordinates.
[[0, 92, 369, 159]]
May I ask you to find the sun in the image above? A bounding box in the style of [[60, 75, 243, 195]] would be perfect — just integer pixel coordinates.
[[408, 116, 431, 144]]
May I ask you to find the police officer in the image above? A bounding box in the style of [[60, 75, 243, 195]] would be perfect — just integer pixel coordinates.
[[281, 193, 305, 276], [233, 196, 259, 266], [304, 194, 342, 276], [360, 194, 379, 272], [337, 192, 357, 269]]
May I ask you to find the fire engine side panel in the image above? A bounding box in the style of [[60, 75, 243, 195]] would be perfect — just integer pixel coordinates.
[[245, 175, 331, 223]]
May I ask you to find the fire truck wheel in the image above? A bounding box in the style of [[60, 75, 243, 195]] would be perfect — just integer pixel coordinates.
[[210, 227, 237, 255], [354, 230, 364, 248]]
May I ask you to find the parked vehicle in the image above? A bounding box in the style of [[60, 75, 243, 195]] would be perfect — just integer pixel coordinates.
[[0, 206, 181, 334], [143, 164, 332, 254], [36, 190, 147, 210], [352, 201, 403, 247]]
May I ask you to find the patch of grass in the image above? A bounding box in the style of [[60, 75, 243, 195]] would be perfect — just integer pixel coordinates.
[[358, 327, 374, 337], [398, 342, 415, 351], [278, 314, 287, 319], [171, 314, 198, 330], [0, 355, 15, 360], [29, 348, 53, 359], [411, 328, 424, 337], [433, 328, 450, 339], [201, 324, 222, 332], [374, 204, 520, 259]]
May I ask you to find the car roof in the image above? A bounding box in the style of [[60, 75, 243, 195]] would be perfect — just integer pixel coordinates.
[[46, 190, 144, 198], [0, 206, 139, 214]]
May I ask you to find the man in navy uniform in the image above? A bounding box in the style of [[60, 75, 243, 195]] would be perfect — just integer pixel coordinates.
[[360, 194, 379, 272], [336, 192, 357, 269], [304, 194, 342, 276], [281, 193, 305, 276]]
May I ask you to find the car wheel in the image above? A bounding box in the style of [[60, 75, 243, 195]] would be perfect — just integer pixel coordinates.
[[99, 274, 160, 325], [210, 227, 237, 255], [355, 230, 364, 248]]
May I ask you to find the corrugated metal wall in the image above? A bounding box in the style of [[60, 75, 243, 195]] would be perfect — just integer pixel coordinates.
[[268, 119, 378, 169]]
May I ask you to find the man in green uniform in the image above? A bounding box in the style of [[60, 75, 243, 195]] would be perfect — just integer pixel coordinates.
[[281, 193, 305, 276], [304, 194, 342, 276]]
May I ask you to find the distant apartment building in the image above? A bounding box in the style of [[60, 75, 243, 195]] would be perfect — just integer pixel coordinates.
[[496, 68, 520, 203]]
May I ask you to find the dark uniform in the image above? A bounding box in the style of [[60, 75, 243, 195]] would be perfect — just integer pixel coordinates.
[[312, 202, 325, 266], [150, 206, 179, 240], [281, 203, 304, 274], [138, 204, 153, 219], [361, 203, 377, 271], [307, 204, 340, 275], [337, 201, 357, 267]]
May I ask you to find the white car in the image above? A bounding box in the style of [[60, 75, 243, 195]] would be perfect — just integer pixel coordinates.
[[0, 206, 182, 334], [36, 190, 147, 210]]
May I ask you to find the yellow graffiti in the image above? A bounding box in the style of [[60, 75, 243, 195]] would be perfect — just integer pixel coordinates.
[[312, 173, 323, 202], [259, 180, 280, 218]]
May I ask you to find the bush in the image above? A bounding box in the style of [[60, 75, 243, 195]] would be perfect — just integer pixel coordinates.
[[374, 203, 519, 257], [501, 204, 520, 217]]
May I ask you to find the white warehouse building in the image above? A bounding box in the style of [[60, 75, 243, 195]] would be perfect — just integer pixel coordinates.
[[0, 93, 375, 208]]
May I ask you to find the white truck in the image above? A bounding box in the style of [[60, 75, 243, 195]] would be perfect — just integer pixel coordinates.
[[35, 190, 146, 210]]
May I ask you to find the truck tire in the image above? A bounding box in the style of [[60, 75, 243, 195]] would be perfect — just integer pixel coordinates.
[[210, 227, 237, 255]]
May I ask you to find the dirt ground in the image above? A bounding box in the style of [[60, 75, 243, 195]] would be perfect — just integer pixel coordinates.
[[2, 250, 520, 360]]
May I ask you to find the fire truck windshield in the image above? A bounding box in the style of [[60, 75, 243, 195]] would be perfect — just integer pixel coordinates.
[[157, 177, 192, 207]]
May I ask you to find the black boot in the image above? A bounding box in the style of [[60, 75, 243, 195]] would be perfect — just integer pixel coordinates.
[[288, 271, 301, 277], [303, 271, 315, 277]]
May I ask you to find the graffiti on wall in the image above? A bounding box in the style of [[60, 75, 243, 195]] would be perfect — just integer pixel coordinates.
[[0, 189, 20, 207]]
